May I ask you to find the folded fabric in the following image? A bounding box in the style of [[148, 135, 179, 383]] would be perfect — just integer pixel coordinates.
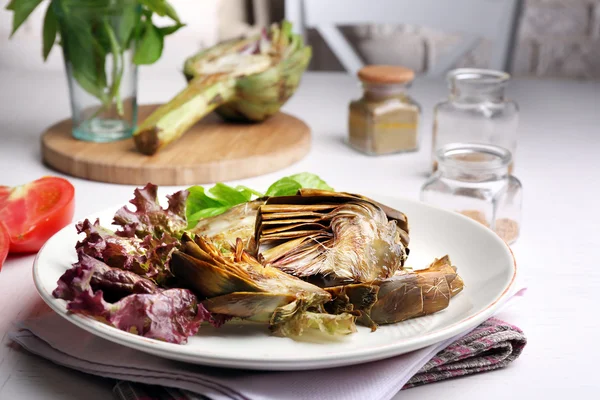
[[9, 289, 527, 400], [111, 316, 526, 400]]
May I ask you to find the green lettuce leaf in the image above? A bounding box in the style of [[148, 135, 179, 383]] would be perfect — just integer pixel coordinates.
[[186, 173, 333, 228], [265, 173, 333, 197], [186, 184, 256, 228], [288, 172, 334, 191]]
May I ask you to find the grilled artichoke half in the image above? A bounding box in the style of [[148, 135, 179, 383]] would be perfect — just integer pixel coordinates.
[[134, 21, 312, 155], [170, 234, 356, 337], [324, 256, 465, 330], [190, 199, 266, 254], [255, 189, 410, 286]]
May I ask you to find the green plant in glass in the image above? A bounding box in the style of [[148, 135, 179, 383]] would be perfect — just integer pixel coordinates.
[[5, 0, 185, 142]]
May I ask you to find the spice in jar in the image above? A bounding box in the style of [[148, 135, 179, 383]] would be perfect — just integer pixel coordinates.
[[348, 65, 421, 155]]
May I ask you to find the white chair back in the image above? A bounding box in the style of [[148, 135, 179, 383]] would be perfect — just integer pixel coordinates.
[[285, 0, 521, 76]]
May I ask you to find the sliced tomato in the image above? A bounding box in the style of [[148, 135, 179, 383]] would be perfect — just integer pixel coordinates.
[[0, 222, 9, 269], [0, 176, 75, 253]]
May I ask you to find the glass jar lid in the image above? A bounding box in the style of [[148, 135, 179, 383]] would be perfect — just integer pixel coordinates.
[[447, 68, 510, 85], [447, 68, 510, 98], [436, 143, 512, 172]]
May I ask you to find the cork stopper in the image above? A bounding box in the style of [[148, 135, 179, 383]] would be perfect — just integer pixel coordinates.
[[358, 65, 415, 84]]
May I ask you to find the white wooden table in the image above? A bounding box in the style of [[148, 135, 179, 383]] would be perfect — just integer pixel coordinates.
[[0, 69, 598, 399]]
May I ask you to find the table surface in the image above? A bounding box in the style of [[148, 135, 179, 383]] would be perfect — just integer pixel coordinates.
[[0, 68, 598, 399]]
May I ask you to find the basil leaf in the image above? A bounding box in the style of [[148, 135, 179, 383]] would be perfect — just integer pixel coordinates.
[[265, 177, 302, 197], [118, 3, 139, 48], [266, 173, 334, 197], [235, 185, 264, 198], [186, 184, 259, 228], [62, 16, 108, 101], [188, 207, 232, 224], [208, 183, 253, 205], [6, 0, 44, 37], [42, 3, 58, 60], [158, 22, 185, 36], [133, 20, 163, 65], [288, 173, 334, 191], [162, 2, 181, 23], [139, 0, 181, 23], [186, 186, 226, 228], [185, 174, 332, 226]]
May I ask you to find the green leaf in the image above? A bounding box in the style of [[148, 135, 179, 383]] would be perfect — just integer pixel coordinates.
[[187, 186, 225, 212], [118, 3, 139, 48], [139, 0, 181, 23], [265, 177, 302, 197], [157, 22, 185, 37], [62, 16, 108, 102], [288, 173, 334, 191], [185, 183, 260, 228], [208, 183, 253, 205], [42, 3, 58, 61], [188, 206, 232, 224], [163, 2, 181, 23], [185, 173, 332, 226], [235, 185, 264, 198], [7, 0, 44, 37], [186, 186, 225, 228], [133, 20, 164, 65], [266, 173, 334, 196]]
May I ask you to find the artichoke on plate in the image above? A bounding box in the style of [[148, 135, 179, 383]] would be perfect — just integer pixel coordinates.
[[325, 256, 465, 330], [190, 199, 266, 255], [255, 189, 410, 287], [134, 21, 312, 155], [170, 234, 356, 336], [177, 188, 464, 334]]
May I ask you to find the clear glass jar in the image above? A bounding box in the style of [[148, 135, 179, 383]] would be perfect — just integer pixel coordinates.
[[420, 143, 523, 244], [348, 65, 421, 155], [53, 0, 140, 142], [431, 68, 519, 173]]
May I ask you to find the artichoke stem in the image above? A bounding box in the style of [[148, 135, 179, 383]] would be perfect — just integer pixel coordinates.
[[134, 76, 236, 155]]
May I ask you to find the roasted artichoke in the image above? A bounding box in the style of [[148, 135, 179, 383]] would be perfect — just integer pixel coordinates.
[[255, 189, 410, 286], [134, 21, 312, 155], [178, 188, 464, 334], [170, 234, 356, 336], [325, 256, 465, 330]]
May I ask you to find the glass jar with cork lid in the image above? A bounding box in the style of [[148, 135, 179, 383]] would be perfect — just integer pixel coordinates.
[[348, 65, 421, 155]]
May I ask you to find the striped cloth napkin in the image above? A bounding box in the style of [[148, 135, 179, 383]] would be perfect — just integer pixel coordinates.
[[111, 317, 527, 400]]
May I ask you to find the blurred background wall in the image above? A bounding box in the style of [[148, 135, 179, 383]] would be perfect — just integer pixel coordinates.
[[304, 0, 600, 80], [1, 0, 599, 80]]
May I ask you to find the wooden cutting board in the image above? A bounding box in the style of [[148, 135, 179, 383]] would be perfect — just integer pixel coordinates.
[[41, 104, 311, 186]]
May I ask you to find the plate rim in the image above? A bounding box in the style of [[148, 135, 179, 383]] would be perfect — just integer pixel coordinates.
[[32, 194, 518, 370]]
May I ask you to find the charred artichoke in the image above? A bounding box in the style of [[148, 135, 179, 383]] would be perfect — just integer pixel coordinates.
[[190, 199, 265, 254], [170, 234, 356, 336], [133, 21, 312, 155], [325, 256, 465, 330], [255, 189, 410, 286], [179, 188, 464, 334]]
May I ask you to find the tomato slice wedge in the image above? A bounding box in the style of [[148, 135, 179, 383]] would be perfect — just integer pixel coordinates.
[[0, 222, 9, 269], [0, 176, 75, 253]]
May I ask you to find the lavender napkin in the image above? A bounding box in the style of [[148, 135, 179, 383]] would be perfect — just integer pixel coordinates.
[[9, 289, 526, 400], [112, 317, 526, 400]]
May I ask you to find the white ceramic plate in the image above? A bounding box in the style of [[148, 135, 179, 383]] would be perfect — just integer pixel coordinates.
[[33, 193, 517, 371]]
